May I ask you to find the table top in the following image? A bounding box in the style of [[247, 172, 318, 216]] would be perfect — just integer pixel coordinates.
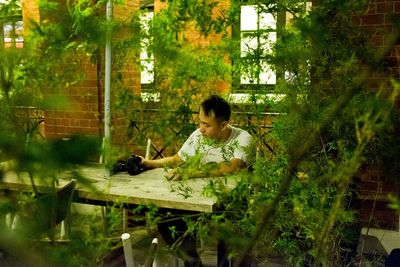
[[0, 163, 236, 212]]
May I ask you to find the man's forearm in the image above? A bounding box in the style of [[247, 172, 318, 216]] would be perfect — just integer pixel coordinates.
[[142, 154, 182, 169], [187, 159, 247, 178]]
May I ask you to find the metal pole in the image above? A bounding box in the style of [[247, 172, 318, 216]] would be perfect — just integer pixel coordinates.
[[103, 0, 112, 163]]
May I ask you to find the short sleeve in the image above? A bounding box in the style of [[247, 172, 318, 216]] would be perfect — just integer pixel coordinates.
[[232, 130, 253, 164], [178, 129, 200, 162]]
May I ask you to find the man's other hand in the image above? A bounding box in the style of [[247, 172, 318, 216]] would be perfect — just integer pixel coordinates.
[[165, 168, 182, 181]]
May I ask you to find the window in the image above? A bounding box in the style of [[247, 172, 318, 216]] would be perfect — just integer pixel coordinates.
[[240, 5, 276, 86], [0, 0, 23, 48], [139, 1, 154, 90], [234, 2, 312, 95], [3, 21, 23, 48], [236, 4, 277, 92]]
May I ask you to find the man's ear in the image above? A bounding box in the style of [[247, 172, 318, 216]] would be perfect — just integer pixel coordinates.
[[220, 121, 228, 129]]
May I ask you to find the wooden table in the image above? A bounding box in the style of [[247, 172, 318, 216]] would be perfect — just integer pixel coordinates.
[[78, 165, 234, 212], [0, 163, 235, 213], [0, 163, 242, 266]]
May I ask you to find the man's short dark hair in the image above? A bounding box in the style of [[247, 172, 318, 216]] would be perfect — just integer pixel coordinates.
[[201, 95, 231, 122]]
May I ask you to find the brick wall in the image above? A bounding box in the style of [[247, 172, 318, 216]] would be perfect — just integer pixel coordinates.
[[351, 0, 400, 230], [21, 0, 141, 143], [108, 0, 141, 149], [352, 0, 400, 89], [44, 61, 103, 139], [22, 0, 39, 30]]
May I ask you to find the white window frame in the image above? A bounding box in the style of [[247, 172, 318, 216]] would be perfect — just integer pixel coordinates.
[[233, 2, 312, 101], [139, 8, 154, 88], [1, 0, 23, 48], [240, 4, 277, 86]]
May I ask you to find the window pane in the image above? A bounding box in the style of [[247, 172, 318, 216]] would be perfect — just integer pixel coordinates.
[[140, 59, 154, 84], [140, 10, 154, 85], [240, 71, 255, 84], [240, 6, 257, 31], [15, 21, 23, 42], [3, 21, 24, 47], [285, 71, 296, 82], [140, 37, 152, 59], [3, 24, 13, 43], [240, 34, 257, 56], [259, 32, 276, 56], [260, 12, 276, 30], [259, 60, 276, 84], [140, 11, 153, 32], [240, 60, 259, 85], [306, 1, 312, 12], [239, 5, 277, 87], [240, 61, 276, 85]]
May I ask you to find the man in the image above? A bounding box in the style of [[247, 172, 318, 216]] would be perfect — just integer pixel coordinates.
[[139, 94, 253, 267], [140, 94, 252, 179]]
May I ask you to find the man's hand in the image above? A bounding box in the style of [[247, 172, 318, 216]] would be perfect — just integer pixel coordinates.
[[165, 168, 182, 181], [137, 155, 146, 167]]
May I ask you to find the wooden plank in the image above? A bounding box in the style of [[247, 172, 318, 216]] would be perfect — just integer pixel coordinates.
[[75, 166, 229, 212], [0, 170, 70, 193]]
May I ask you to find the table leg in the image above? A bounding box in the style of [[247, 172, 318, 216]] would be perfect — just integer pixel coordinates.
[[123, 208, 128, 232], [101, 206, 108, 234]]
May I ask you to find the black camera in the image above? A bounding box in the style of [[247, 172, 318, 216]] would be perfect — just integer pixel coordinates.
[[112, 154, 144, 175]]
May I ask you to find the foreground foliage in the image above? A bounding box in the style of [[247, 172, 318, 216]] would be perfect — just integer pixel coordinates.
[[0, 0, 399, 266]]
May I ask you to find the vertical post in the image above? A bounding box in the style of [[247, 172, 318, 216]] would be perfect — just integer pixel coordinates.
[[60, 221, 66, 240], [104, 0, 112, 163], [123, 208, 128, 233], [151, 238, 159, 267], [121, 233, 134, 267], [145, 138, 151, 160], [144, 237, 159, 267]]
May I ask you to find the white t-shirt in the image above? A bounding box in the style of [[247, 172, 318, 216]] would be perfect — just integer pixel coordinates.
[[178, 126, 252, 165]]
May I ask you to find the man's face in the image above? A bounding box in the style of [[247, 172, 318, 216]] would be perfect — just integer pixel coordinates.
[[198, 108, 226, 142]]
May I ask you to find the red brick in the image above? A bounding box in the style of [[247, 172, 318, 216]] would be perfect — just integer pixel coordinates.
[[363, 3, 377, 14], [90, 120, 100, 128], [370, 35, 384, 46], [362, 14, 385, 25], [77, 79, 98, 87], [62, 119, 70, 126], [68, 87, 79, 96], [377, 2, 393, 13], [383, 34, 398, 46], [79, 119, 90, 127], [70, 119, 79, 127], [385, 13, 398, 24], [69, 127, 83, 134], [352, 16, 363, 26], [395, 2, 400, 13], [85, 128, 101, 135], [374, 24, 393, 36], [83, 111, 97, 120], [86, 104, 99, 112], [53, 126, 66, 134]]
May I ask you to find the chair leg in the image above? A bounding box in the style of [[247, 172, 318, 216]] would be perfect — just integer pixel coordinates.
[[144, 237, 160, 267], [60, 220, 66, 240], [6, 213, 15, 229], [10, 213, 19, 231]]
